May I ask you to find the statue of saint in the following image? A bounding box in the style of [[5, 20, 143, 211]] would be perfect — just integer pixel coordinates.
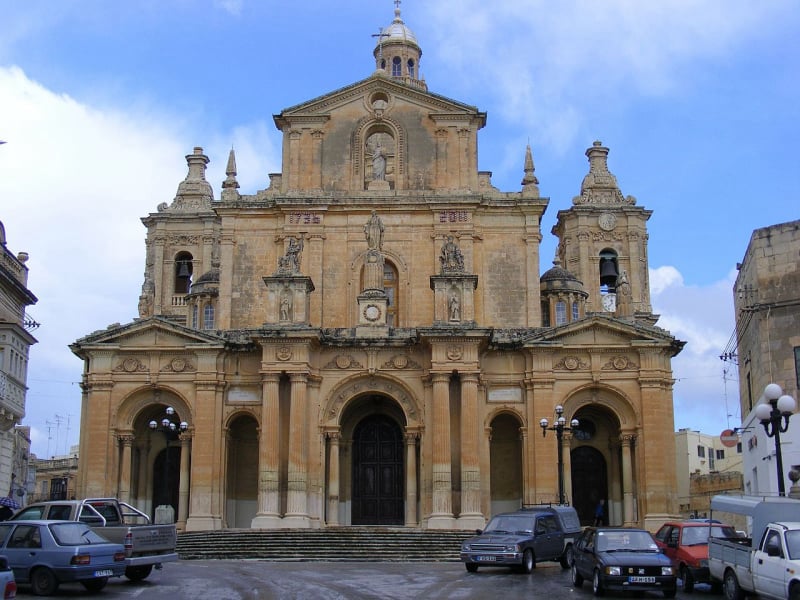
[[280, 291, 292, 321], [439, 235, 465, 273], [278, 236, 303, 274], [449, 293, 461, 321], [371, 144, 386, 180], [364, 211, 384, 250]]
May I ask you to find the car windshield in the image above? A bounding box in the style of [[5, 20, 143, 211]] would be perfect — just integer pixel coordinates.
[[597, 530, 658, 552], [484, 515, 532, 534], [786, 530, 800, 560], [50, 523, 109, 546], [683, 525, 737, 545]]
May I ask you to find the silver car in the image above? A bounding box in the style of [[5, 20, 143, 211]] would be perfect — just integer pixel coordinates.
[[0, 520, 125, 596]]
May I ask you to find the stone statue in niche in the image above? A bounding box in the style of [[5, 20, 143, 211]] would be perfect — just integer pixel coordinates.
[[364, 211, 385, 251], [449, 292, 461, 321], [280, 289, 293, 321], [365, 132, 394, 187], [616, 269, 631, 299], [439, 235, 465, 273], [371, 144, 386, 180], [277, 236, 303, 274]]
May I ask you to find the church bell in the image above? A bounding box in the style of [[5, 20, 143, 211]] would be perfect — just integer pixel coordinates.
[[177, 261, 191, 278], [599, 259, 619, 287]]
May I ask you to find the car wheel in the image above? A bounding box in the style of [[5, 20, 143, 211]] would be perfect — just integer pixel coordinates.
[[465, 563, 478, 573], [30, 567, 59, 596], [520, 548, 536, 575], [592, 569, 605, 597], [572, 563, 584, 587], [789, 582, 800, 600], [723, 570, 744, 600], [560, 544, 574, 569], [125, 565, 153, 581], [81, 577, 109, 592], [680, 565, 694, 593]]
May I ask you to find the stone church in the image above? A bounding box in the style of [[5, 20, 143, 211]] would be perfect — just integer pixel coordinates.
[[71, 6, 684, 532]]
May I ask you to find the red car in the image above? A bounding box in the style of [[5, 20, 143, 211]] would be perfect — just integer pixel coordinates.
[[653, 520, 737, 592]]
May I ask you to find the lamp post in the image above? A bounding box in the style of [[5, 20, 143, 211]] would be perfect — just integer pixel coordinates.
[[148, 407, 188, 517], [539, 405, 580, 505], [754, 384, 797, 497]]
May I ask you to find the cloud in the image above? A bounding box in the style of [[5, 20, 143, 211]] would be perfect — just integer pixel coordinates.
[[214, 0, 243, 17]]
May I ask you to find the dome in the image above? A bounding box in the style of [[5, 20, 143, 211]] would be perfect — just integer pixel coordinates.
[[186, 269, 219, 297], [376, 8, 420, 50], [540, 263, 587, 295]]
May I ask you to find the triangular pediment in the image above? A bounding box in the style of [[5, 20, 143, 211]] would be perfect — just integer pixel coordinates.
[[275, 74, 484, 125], [71, 316, 224, 351], [524, 316, 684, 354]]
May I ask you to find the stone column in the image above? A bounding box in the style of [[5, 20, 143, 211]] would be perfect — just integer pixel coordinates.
[[563, 433, 574, 505], [185, 381, 224, 531], [621, 434, 636, 526], [429, 373, 454, 528], [405, 432, 418, 526], [327, 432, 341, 526], [285, 373, 310, 527], [458, 373, 483, 528], [253, 374, 281, 528], [117, 434, 134, 504], [177, 433, 191, 530]]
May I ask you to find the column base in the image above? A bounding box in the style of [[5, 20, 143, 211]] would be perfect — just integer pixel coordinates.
[[456, 514, 486, 531], [251, 514, 283, 529], [185, 515, 224, 531], [427, 515, 456, 529], [281, 515, 312, 528]]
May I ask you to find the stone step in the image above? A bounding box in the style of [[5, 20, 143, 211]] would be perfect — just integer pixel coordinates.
[[177, 528, 473, 562]]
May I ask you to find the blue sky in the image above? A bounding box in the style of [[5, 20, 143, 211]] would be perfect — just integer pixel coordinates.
[[1, 1, 798, 458]]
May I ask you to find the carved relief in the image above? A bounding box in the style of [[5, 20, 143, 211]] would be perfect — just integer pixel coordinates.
[[381, 355, 421, 370], [114, 357, 147, 373], [446, 345, 463, 361], [554, 355, 589, 371], [602, 355, 639, 370], [276, 347, 293, 361], [323, 355, 365, 370], [325, 376, 420, 424], [161, 357, 196, 373]]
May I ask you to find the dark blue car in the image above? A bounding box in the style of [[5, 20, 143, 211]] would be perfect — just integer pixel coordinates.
[[571, 527, 677, 597]]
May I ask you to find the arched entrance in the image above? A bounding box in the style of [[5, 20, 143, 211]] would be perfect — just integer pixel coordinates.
[[226, 414, 259, 528], [152, 445, 180, 517], [489, 412, 523, 515], [351, 414, 404, 525], [571, 446, 608, 525]]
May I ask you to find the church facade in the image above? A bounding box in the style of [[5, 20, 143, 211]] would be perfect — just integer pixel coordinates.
[[71, 7, 683, 532]]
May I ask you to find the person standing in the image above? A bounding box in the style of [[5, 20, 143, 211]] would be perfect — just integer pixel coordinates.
[[594, 499, 605, 526]]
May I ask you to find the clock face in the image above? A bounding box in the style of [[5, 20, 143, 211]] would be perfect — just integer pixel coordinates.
[[364, 305, 381, 321], [602, 293, 616, 312], [598, 213, 617, 231]]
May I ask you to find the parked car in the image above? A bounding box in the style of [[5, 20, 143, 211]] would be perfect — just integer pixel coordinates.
[[571, 526, 677, 597], [654, 520, 737, 592], [0, 520, 125, 596], [460, 505, 581, 573], [11, 498, 177, 581], [0, 556, 16, 599]]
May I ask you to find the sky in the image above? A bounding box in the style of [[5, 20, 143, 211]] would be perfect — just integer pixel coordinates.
[[1, 1, 798, 459]]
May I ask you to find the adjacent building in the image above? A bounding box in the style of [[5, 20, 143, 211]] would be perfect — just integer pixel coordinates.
[[71, 6, 685, 531], [0, 220, 37, 503], [732, 219, 800, 495]]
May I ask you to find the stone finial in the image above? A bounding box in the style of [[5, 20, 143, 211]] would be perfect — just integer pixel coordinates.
[[221, 148, 240, 202], [521, 144, 540, 197], [171, 146, 214, 210], [572, 141, 636, 206]]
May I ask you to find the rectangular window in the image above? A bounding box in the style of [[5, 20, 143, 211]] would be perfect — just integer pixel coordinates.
[[203, 305, 215, 330], [555, 302, 567, 325], [572, 302, 579, 321], [716, 449, 725, 459], [697, 445, 705, 458]]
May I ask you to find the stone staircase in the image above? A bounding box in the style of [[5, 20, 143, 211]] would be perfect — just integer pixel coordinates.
[[177, 527, 473, 562]]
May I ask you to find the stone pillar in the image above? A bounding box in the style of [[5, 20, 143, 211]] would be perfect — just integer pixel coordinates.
[[327, 432, 341, 526], [177, 433, 191, 530], [429, 373, 454, 528], [621, 434, 636, 527], [117, 434, 134, 504], [458, 373, 483, 528], [253, 374, 281, 528], [153, 237, 165, 316], [405, 432, 419, 526], [312, 130, 324, 190], [285, 373, 310, 527], [563, 433, 574, 505], [185, 381, 224, 531]]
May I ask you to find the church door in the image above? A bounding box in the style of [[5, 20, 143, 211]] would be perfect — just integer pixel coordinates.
[[352, 415, 403, 525], [571, 446, 608, 525]]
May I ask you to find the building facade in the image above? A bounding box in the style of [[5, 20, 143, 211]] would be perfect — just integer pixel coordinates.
[[673, 428, 743, 517], [71, 7, 684, 531], [732, 219, 800, 496], [0, 220, 37, 502]]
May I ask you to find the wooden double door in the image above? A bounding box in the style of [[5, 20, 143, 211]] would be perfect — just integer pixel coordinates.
[[351, 415, 404, 525]]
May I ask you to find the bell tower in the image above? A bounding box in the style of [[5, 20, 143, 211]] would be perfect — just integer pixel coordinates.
[[373, 1, 426, 90], [551, 141, 655, 322]]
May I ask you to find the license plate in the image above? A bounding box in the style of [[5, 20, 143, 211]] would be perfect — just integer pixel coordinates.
[[93, 569, 114, 577], [476, 556, 496, 562], [629, 576, 655, 583]]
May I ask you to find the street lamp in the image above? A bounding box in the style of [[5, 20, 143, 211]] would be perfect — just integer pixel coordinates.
[[539, 405, 580, 505], [754, 384, 797, 497], [148, 407, 188, 518]]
